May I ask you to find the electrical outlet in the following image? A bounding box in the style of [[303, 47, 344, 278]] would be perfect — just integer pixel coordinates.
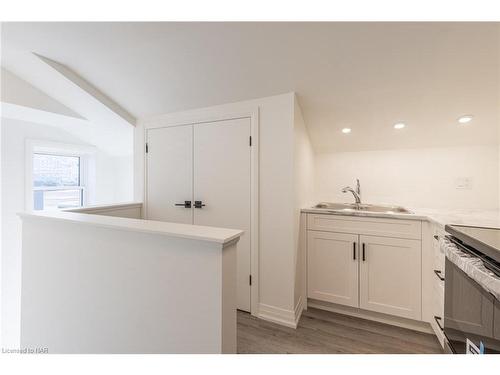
[[455, 177, 472, 190]]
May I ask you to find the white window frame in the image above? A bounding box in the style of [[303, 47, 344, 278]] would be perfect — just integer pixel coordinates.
[[25, 140, 97, 212]]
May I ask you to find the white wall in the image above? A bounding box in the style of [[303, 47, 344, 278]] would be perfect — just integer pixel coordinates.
[[1, 117, 133, 348], [254, 94, 295, 315], [315, 145, 499, 210], [136, 93, 301, 324], [20, 213, 236, 353], [0, 109, 2, 346], [292, 97, 315, 314]]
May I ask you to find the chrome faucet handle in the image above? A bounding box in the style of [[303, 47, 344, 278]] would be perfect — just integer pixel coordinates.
[[341, 185, 361, 204], [356, 179, 361, 195]]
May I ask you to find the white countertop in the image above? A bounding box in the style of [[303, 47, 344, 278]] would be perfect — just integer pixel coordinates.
[[302, 206, 500, 229], [64, 201, 143, 212], [19, 211, 244, 245], [411, 208, 500, 229]]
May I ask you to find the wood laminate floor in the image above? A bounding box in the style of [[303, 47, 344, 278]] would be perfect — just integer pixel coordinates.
[[237, 307, 443, 354]]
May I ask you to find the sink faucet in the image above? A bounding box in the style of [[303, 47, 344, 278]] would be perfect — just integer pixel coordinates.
[[342, 179, 362, 204]]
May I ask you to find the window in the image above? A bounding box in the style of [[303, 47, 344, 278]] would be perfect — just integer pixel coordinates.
[[32, 153, 84, 211], [25, 140, 95, 212]]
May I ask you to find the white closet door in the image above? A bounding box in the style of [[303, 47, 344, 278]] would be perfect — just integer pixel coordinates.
[[193, 118, 251, 312], [146, 125, 193, 224]]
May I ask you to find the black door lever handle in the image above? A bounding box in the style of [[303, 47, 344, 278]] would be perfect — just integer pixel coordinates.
[[174, 201, 191, 208], [194, 200, 206, 208]]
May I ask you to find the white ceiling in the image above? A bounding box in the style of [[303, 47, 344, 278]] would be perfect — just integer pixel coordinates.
[[2, 22, 499, 152]]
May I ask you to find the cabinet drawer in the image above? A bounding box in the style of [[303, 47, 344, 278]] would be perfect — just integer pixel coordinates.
[[433, 281, 444, 309], [432, 227, 445, 281], [307, 214, 422, 239], [431, 281, 445, 348], [432, 226, 445, 249], [432, 267, 445, 289], [433, 253, 445, 281]]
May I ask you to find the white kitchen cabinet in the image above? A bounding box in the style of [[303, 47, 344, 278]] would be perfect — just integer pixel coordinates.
[[307, 231, 359, 307], [306, 213, 423, 322], [431, 280, 445, 346], [359, 235, 422, 320], [429, 224, 446, 346]]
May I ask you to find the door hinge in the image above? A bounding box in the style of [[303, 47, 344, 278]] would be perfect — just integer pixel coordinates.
[[249, 274, 252, 286], [249, 136, 252, 146], [145, 143, 149, 153]]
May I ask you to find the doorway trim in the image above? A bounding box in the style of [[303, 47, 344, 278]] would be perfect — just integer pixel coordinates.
[[142, 107, 260, 317]]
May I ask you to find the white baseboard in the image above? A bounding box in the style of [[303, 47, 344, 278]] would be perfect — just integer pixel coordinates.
[[258, 303, 297, 329], [256, 298, 432, 334], [293, 296, 305, 326], [308, 299, 433, 334]]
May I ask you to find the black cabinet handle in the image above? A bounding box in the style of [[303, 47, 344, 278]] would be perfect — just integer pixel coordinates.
[[194, 200, 206, 209], [362, 243, 366, 262], [174, 201, 191, 208], [434, 270, 445, 281], [434, 316, 444, 332], [353, 242, 356, 260]]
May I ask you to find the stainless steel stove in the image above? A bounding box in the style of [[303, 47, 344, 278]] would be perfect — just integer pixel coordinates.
[[444, 224, 500, 354]]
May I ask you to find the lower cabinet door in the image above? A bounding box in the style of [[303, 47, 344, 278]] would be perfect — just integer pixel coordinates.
[[359, 235, 422, 320], [307, 231, 359, 307]]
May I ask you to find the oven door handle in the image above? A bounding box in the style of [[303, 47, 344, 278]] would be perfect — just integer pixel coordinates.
[[434, 316, 444, 332]]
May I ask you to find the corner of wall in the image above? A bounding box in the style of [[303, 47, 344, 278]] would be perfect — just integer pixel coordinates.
[[292, 95, 315, 321], [133, 120, 145, 203]]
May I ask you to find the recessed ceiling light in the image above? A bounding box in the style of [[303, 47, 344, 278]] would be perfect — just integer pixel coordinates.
[[342, 128, 351, 134], [393, 123, 406, 129], [458, 115, 473, 124]]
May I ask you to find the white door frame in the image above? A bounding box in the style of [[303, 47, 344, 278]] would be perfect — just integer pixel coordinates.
[[143, 107, 260, 316]]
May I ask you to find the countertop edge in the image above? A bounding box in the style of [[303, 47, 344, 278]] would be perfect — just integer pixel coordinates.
[[18, 211, 244, 245], [300, 208, 428, 222], [64, 201, 143, 212], [301, 208, 500, 229]]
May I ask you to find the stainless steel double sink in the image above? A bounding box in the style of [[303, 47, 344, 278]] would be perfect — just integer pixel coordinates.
[[313, 202, 413, 214]]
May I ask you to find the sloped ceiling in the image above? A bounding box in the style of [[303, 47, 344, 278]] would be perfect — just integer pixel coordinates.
[[0, 67, 133, 156], [1, 67, 84, 119], [2, 22, 499, 152]]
